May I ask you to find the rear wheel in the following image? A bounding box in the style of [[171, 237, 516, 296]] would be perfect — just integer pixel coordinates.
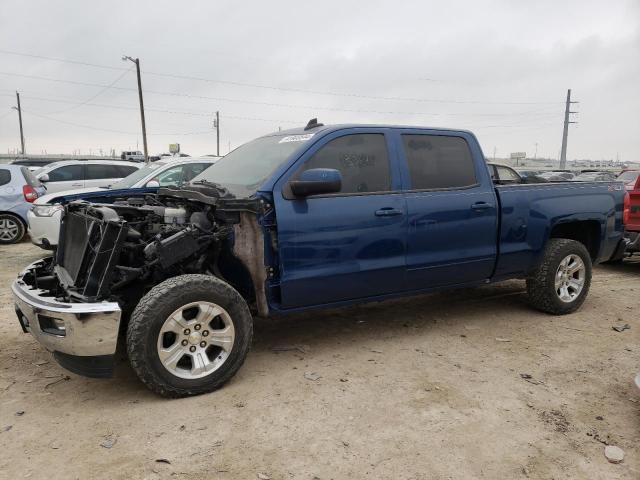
[[0, 213, 25, 244], [127, 274, 253, 397], [526, 238, 592, 315]]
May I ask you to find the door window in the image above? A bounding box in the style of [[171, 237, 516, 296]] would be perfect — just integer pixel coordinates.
[[401, 135, 476, 190], [115, 165, 139, 177], [86, 164, 123, 180], [47, 165, 84, 182], [0, 169, 10, 186], [182, 163, 210, 182], [496, 166, 521, 183], [295, 134, 391, 194], [157, 165, 185, 186]]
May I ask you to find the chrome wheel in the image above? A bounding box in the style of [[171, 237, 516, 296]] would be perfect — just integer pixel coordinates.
[[156, 301, 235, 380], [555, 254, 585, 303], [0, 217, 20, 242]]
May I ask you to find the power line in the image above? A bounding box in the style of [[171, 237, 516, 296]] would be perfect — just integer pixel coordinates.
[[0, 49, 563, 105], [0, 72, 561, 118], [47, 66, 133, 115]]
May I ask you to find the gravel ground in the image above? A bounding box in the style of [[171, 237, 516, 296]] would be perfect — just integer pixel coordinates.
[[0, 241, 638, 479]]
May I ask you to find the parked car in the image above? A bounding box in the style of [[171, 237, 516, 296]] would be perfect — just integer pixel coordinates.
[[571, 171, 618, 182], [12, 122, 626, 397], [617, 170, 640, 191], [121, 150, 145, 162], [622, 173, 640, 257], [537, 171, 574, 181], [34, 160, 141, 194], [28, 157, 217, 249], [515, 169, 542, 179], [0, 165, 46, 244]]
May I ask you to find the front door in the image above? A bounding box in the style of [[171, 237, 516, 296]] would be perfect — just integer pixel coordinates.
[[274, 130, 407, 309], [396, 131, 498, 288]]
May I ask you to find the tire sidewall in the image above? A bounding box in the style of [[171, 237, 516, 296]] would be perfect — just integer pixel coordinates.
[[0, 214, 25, 244], [128, 275, 252, 394]]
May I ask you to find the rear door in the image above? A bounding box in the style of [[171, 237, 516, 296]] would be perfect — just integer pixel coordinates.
[[396, 130, 498, 288], [43, 164, 85, 192], [273, 129, 407, 308]]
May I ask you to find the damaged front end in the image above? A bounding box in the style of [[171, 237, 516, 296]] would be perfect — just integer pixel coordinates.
[[13, 184, 268, 377]]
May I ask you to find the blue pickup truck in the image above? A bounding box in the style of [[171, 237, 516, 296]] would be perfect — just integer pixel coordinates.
[[12, 121, 627, 397]]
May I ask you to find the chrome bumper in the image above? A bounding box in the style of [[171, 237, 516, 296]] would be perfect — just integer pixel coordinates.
[[12, 259, 122, 357]]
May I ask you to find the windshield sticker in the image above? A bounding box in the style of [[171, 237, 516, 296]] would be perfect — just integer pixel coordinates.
[[278, 134, 315, 144]]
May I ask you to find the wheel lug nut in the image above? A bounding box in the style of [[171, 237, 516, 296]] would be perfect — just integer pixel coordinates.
[[189, 346, 196, 353], [202, 330, 209, 337], [184, 329, 191, 335], [200, 341, 206, 348], [181, 340, 188, 346], [194, 324, 201, 331]]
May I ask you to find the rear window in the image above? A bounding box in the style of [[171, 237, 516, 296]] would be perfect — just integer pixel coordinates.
[[0, 169, 10, 186], [20, 167, 42, 187], [401, 134, 477, 190]]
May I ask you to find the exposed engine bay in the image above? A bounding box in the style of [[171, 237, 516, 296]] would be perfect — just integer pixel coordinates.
[[23, 185, 268, 315]]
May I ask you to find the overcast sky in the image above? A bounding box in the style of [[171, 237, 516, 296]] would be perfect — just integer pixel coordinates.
[[0, 0, 638, 161]]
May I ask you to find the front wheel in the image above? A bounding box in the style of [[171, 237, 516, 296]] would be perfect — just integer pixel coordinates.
[[526, 238, 592, 315], [127, 274, 253, 397]]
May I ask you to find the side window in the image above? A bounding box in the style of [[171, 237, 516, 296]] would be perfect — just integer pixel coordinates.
[[401, 135, 477, 190], [47, 165, 84, 182], [157, 165, 184, 186], [182, 163, 210, 182], [0, 169, 11, 186], [295, 134, 390, 194], [496, 166, 520, 183], [86, 164, 123, 180], [116, 165, 138, 177]]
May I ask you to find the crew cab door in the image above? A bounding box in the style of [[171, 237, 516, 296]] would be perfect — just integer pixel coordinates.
[[395, 130, 498, 288], [273, 129, 407, 309]]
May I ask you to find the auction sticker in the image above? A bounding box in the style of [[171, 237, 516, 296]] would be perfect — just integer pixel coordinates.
[[278, 134, 315, 143]]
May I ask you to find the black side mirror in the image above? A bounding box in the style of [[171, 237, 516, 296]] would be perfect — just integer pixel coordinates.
[[288, 168, 342, 197]]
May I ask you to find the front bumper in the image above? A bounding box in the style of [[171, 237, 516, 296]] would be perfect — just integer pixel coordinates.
[[12, 259, 122, 377], [27, 209, 61, 249]]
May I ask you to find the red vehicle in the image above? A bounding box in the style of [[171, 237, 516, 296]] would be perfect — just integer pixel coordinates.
[[623, 172, 640, 255]]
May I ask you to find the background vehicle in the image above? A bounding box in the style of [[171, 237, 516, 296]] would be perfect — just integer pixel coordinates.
[[488, 163, 545, 184], [12, 123, 626, 397], [10, 158, 56, 171], [0, 165, 46, 244], [623, 174, 640, 256], [617, 170, 640, 190], [515, 169, 542, 179], [28, 157, 217, 249], [571, 171, 618, 182], [537, 171, 574, 182], [121, 150, 145, 162], [35, 160, 141, 193]]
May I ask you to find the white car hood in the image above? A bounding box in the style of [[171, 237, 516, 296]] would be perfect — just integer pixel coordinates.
[[35, 186, 108, 205]]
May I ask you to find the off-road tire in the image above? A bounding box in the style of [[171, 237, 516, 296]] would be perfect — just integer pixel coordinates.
[[0, 213, 26, 244], [526, 238, 592, 315], [127, 274, 253, 398]]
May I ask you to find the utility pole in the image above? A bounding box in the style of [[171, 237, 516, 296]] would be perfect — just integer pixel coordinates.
[[213, 111, 220, 156], [534, 142, 538, 160], [122, 56, 149, 162], [559, 89, 578, 170], [13, 91, 25, 155]]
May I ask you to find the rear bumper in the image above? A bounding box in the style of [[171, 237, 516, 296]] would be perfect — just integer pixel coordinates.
[[12, 259, 122, 377], [625, 231, 640, 253]]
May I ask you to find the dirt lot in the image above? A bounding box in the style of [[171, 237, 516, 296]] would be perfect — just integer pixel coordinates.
[[0, 241, 638, 480]]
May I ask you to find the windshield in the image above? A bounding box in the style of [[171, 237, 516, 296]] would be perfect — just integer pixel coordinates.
[[111, 162, 167, 188], [618, 171, 639, 182], [190, 133, 315, 197]]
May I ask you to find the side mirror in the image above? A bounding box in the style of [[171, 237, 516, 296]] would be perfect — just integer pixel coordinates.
[[289, 168, 342, 197], [145, 179, 160, 188], [38, 173, 50, 183]]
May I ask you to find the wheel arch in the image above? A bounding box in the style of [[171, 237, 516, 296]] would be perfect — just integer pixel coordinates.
[[549, 220, 601, 261]]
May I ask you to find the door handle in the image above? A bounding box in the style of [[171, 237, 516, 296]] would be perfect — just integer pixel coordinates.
[[375, 208, 403, 217], [71, 183, 83, 187], [471, 202, 492, 211]]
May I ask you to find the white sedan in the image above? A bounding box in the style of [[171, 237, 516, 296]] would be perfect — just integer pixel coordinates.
[[28, 157, 218, 249]]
